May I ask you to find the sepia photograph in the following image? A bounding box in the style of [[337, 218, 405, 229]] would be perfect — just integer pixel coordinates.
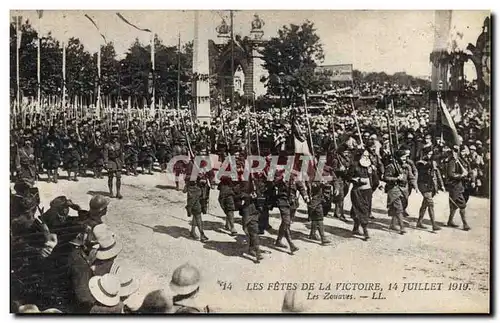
[[8, 7, 491, 314]]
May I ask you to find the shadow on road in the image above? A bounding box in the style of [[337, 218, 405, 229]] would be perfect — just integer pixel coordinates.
[[155, 184, 178, 191], [371, 207, 388, 215], [152, 225, 192, 239], [87, 190, 112, 197]]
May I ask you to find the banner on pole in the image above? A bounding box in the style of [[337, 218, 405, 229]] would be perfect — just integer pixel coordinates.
[[315, 64, 353, 82]]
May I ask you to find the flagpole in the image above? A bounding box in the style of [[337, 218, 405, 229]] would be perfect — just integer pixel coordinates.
[[97, 45, 101, 119], [177, 33, 181, 110], [151, 33, 155, 116], [37, 15, 41, 115], [62, 40, 66, 111], [16, 17, 20, 127]]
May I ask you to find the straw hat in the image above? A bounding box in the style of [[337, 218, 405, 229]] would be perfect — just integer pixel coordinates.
[[169, 263, 201, 296], [17, 304, 62, 314], [110, 264, 140, 298], [93, 224, 122, 260], [88, 274, 121, 307]]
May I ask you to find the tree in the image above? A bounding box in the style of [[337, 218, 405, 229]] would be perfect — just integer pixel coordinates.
[[259, 20, 325, 105]]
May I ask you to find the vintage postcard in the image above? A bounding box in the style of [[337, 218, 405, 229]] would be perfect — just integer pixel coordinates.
[[9, 9, 490, 314]]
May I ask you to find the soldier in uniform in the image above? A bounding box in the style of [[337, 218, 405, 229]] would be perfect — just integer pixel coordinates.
[[384, 150, 416, 234], [89, 130, 105, 179], [235, 170, 264, 261], [446, 145, 471, 231], [254, 163, 274, 234], [273, 169, 308, 253], [139, 137, 155, 175], [63, 137, 81, 182], [348, 149, 376, 240], [156, 127, 172, 173], [416, 146, 444, 231], [184, 153, 210, 242], [305, 170, 331, 245], [43, 135, 62, 183], [217, 153, 238, 236], [103, 131, 124, 199], [331, 147, 350, 221], [15, 135, 37, 185]]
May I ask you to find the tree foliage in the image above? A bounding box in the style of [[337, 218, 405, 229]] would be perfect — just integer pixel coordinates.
[[259, 20, 325, 105], [10, 20, 193, 108]]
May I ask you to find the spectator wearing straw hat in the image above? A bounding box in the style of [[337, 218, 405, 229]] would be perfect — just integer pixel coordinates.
[[91, 224, 122, 276], [16, 304, 63, 314], [110, 263, 140, 302], [88, 273, 124, 313]]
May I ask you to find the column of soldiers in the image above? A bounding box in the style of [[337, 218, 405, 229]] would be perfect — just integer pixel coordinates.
[[11, 111, 485, 265]]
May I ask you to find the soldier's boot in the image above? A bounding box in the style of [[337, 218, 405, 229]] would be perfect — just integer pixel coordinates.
[[460, 209, 470, 231], [116, 178, 123, 199], [92, 168, 97, 178], [428, 205, 440, 231], [108, 177, 114, 198], [308, 221, 319, 240], [389, 216, 398, 231], [447, 207, 459, 227], [336, 201, 348, 221], [53, 171, 58, 183], [148, 165, 153, 175], [195, 214, 209, 242], [227, 211, 237, 236], [249, 248, 264, 261], [73, 172, 79, 182], [175, 181, 180, 191], [190, 216, 199, 239], [285, 227, 299, 253], [416, 204, 427, 229], [274, 224, 287, 248], [397, 213, 406, 234], [47, 170, 53, 183], [362, 225, 370, 241], [352, 219, 362, 235], [318, 221, 331, 245], [67, 171, 72, 181]]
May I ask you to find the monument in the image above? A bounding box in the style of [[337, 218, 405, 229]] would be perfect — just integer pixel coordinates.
[[193, 10, 211, 124]]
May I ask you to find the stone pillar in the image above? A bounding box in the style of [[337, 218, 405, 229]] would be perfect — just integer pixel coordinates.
[[193, 11, 211, 124], [429, 10, 452, 126]]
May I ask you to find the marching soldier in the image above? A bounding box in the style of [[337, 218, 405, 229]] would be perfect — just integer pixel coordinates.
[[416, 146, 444, 231], [139, 136, 156, 175], [15, 135, 37, 185], [348, 149, 376, 241], [446, 145, 471, 231], [62, 138, 81, 182], [235, 170, 264, 261], [305, 170, 331, 245], [89, 130, 105, 179], [184, 152, 210, 242], [273, 169, 308, 253], [217, 149, 238, 236], [331, 148, 350, 221], [156, 127, 172, 173], [103, 130, 124, 199], [43, 134, 61, 183], [384, 150, 415, 234]]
